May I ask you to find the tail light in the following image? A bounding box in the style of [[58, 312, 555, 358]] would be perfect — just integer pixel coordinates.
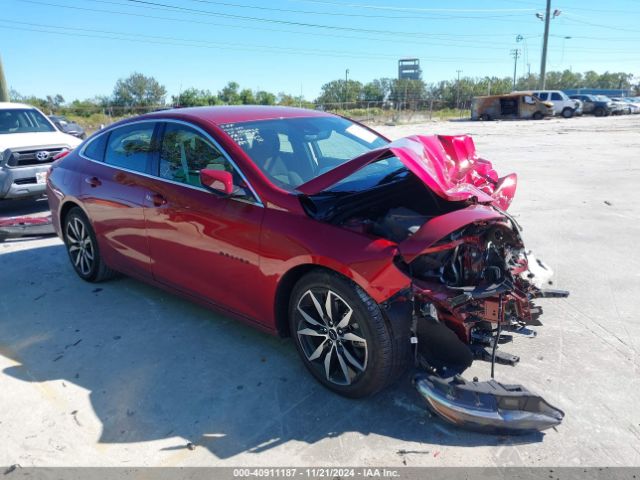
[[53, 149, 71, 161], [47, 148, 73, 181]]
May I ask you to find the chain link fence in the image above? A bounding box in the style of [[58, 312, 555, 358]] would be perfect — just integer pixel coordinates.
[[314, 99, 472, 124]]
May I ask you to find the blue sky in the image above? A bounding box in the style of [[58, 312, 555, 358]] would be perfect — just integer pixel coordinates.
[[2, 0, 639, 101]]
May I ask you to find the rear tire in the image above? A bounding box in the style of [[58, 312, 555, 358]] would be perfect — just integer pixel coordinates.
[[288, 270, 405, 398], [561, 107, 574, 118], [63, 207, 117, 282]]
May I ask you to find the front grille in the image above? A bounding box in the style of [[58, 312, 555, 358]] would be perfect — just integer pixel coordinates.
[[13, 177, 37, 185], [6, 147, 66, 167]]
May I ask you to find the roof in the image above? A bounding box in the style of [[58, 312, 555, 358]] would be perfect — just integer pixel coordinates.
[[139, 105, 332, 125], [0, 102, 37, 110], [474, 92, 536, 100]]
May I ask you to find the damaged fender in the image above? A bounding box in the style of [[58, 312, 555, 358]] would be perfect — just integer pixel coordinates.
[[298, 132, 568, 434]]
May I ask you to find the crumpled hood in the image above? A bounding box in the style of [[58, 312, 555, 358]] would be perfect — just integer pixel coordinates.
[[0, 131, 82, 151], [297, 134, 517, 211]]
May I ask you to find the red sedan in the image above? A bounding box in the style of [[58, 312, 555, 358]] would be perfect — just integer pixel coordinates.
[[47, 106, 567, 434]]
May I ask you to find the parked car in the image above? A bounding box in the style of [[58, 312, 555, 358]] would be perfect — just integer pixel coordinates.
[[0, 103, 81, 200], [49, 115, 86, 139], [610, 97, 640, 114], [47, 106, 568, 434], [569, 94, 612, 117], [598, 95, 631, 115], [531, 90, 579, 118], [471, 92, 553, 120]]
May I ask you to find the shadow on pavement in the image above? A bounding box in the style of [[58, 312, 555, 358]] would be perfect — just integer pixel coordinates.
[[0, 243, 544, 460]]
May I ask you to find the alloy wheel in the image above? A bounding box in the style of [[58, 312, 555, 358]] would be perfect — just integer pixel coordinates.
[[66, 217, 95, 276], [295, 288, 368, 386]]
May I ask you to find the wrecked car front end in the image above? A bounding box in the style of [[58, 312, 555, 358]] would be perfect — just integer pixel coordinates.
[[298, 134, 568, 434]]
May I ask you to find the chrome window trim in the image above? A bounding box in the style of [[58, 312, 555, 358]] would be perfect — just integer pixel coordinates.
[[79, 118, 264, 207]]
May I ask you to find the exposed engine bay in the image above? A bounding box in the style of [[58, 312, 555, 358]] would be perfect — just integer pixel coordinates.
[[299, 134, 568, 434]]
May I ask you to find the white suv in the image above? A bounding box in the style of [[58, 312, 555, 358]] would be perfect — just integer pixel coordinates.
[[0, 103, 82, 200], [531, 90, 580, 118]]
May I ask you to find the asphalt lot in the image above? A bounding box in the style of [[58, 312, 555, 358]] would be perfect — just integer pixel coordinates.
[[1, 114, 639, 467]]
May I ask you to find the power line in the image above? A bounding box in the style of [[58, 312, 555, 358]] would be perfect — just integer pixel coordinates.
[[282, 0, 537, 14], [19, 0, 533, 41], [560, 13, 639, 33], [181, 0, 536, 20], [0, 20, 515, 63], [15, 0, 535, 49], [122, 0, 533, 32]]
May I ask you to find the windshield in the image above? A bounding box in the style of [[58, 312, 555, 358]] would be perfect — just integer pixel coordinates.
[[220, 116, 388, 191], [0, 108, 56, 134], [595, 95, 611, 102]]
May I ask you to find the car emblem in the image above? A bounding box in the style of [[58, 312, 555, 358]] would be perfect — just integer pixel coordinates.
[[35, 151, 50, 161]]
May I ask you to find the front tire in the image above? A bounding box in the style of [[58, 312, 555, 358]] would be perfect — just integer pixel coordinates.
[[63, 207, 116, 282], [289, 270, 403, 398], [562, 107, 574, 118]]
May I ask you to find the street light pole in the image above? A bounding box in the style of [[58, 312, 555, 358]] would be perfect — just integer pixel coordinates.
[[344, 69, 349, 109], [560, 36, 571, 65], [511, 49, 520, 90], [455, 69, 462, 110]]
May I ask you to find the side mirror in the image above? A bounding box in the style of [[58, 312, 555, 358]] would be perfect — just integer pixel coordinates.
[[200, 169, 233, 195]]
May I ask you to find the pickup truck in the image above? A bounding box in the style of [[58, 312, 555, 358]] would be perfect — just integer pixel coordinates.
[[0, 103, 81, 200]]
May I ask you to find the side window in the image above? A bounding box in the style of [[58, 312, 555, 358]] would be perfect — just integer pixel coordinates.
[[551, 92, 563, 101], [159, 123, 256, 202], [83, 133, 108, 162], [523, 95, 536, 105], [104, 123, 157, 173]]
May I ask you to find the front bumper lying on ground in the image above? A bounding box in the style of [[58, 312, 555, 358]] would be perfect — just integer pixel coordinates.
[[414, 374, 565, 434]]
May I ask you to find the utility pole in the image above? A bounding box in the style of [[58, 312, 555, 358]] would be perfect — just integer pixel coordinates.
[[511, 49, 521, 90], [537, 1, 561, 89], [455, 69, 462, 110], [539, 0, 551, 89], [0, 54, 8, 102], [344, 69, 349, 109]]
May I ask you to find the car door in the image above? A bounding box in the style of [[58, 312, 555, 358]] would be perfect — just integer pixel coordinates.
[[79, 121, 160, 279], [550, 92, 564, 113], [142, 121, 266, 321]]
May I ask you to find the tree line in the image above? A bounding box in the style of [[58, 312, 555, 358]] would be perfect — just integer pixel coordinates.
[[317, 70, 637, 109], [9, 69, 638, 117]]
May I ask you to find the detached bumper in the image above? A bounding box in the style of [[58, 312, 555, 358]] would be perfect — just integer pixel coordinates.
[[414, 373, 564, 434], [0, 214, 55, 241]]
